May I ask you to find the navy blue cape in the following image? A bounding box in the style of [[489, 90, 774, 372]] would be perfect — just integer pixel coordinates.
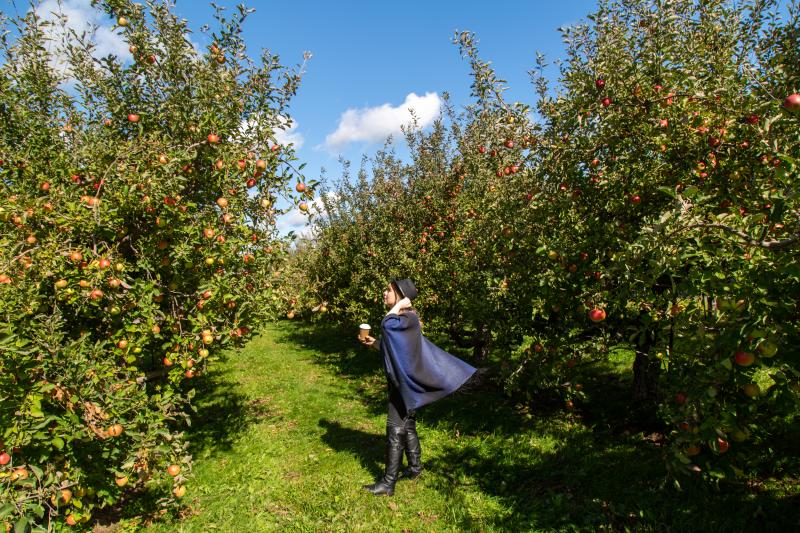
[[380, 311, 476, 412]]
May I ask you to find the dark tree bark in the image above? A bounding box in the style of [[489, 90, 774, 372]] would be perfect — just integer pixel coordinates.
[[631, 319, 661, 412], [448, 321, 491, 363]]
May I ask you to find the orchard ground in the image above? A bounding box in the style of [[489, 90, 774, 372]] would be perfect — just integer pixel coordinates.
[[98, 321, 798, 532]]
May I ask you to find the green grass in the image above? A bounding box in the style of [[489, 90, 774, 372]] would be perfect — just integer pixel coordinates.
[[101, 321, 799, 532]]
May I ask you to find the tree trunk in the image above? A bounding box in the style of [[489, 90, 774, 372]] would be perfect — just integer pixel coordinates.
[[632, 348, 660, 403]]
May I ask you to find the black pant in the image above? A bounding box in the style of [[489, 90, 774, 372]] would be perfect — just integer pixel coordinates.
[[387, 382, 412, 427]]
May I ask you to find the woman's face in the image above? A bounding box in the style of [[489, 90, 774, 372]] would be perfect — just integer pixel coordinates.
[[383, 283, 399, 307]]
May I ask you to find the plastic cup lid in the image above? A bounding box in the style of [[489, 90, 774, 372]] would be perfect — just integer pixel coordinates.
[[359, 323, 371, 329]]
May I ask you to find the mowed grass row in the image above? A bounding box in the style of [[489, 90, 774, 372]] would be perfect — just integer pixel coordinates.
[[102, 321, 800, 532]]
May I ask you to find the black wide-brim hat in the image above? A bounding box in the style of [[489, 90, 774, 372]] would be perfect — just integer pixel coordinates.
[[392, 278, 418, 300]]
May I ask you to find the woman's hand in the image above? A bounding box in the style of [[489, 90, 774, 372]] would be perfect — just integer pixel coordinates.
[[358, 335, 377, 349], [396, 297, 412, 310]]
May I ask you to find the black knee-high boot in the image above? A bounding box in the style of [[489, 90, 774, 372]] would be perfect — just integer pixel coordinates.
[[401, 414, 422, 480], [363, 424, 405, 496]]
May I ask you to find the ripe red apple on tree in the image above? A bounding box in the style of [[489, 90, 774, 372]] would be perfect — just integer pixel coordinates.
[[595, 78, 605, 89], [588, 308, 606, 322], [783, 93, 800, 114], [716, 437, 730, 454], [207, 133, 219, 143], [0, 452, 10, 465], [127, 114, 140, 123], [601, 97, 612, 107], [733, 350, 755, 367]]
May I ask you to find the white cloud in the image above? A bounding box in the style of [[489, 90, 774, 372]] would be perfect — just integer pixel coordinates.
[[276, 192, 338, 240], [324, 92, 441, 151], [34, 0, 131, 72], [239, 115, 304, 150], [274, 120, 305, 150]]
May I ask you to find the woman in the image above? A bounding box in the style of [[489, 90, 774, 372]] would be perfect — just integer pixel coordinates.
[[358, 278, 477, 496]]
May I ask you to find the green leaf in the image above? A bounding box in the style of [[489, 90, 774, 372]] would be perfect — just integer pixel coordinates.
[[51, 437, 64, 450], [658, 186, 676, 198], [683, 186, 699, 198], [14, 517, 28, 533], [29, 464, 43, 478]]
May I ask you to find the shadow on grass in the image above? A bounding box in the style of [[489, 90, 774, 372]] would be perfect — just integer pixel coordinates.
[[183, 363, 264, 456], [318, 419, 385, 480], [287, 320, 800, 531], [425, 423, 800, 531]]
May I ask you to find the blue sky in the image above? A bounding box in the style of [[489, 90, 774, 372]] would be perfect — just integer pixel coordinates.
[[3, 0, 600, 235]]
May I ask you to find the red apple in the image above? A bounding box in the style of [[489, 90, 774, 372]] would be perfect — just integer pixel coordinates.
[[0, 452, 10, 465], [601, 97, 612, 107], [207, 133, 220, 143], [588, 308, 606, 322], [716, 437, 729, 454], [783, 93, 800, 114], [674, 392, 687, 405], [296, 182, 307, 193], [733, 350, 755, 367], [127, 114, 140, 123], [595, 78, 605, 89]]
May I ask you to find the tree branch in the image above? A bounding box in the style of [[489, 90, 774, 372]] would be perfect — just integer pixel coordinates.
[[680, 222, 799, 250]]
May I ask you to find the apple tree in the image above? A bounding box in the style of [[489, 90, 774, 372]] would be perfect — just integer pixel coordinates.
[[0, 0, 307, 529]]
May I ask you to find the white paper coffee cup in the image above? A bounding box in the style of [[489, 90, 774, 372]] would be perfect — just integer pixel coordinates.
[[359, 323, 371, 339]]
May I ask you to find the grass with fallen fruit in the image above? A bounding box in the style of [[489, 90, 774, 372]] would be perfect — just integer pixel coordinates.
[[99, 321, 799, 532]]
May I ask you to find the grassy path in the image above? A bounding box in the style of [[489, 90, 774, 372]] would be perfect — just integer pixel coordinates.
[[116, 321, 799, 532]]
